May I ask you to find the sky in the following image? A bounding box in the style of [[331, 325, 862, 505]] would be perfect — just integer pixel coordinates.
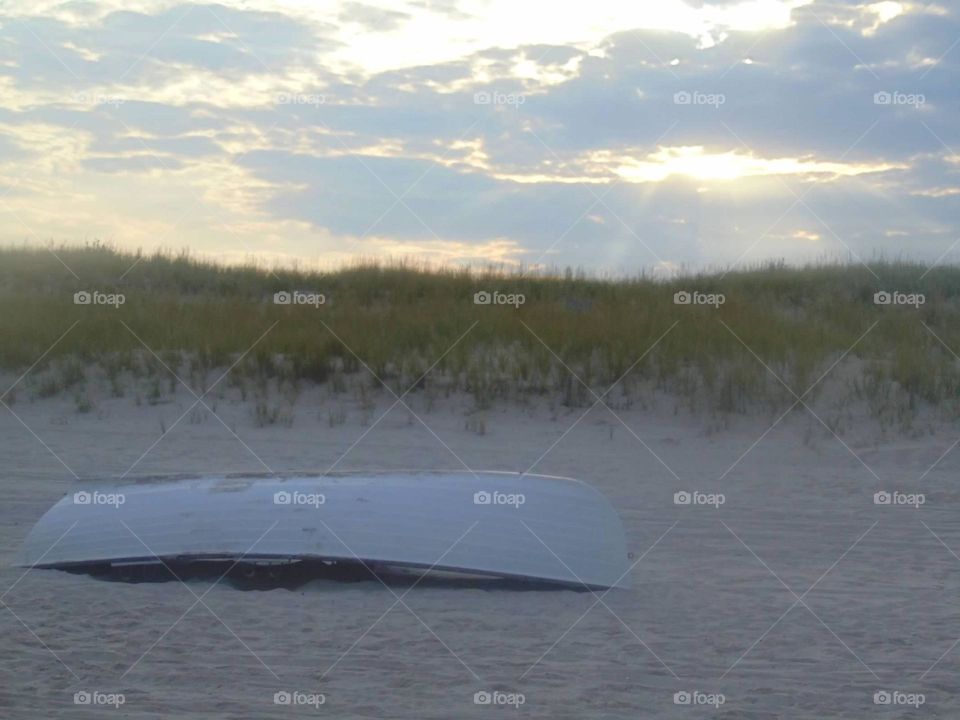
[[0, 0, 957, 275]]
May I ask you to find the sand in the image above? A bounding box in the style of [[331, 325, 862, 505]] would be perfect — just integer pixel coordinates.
[[2, 377, 959, 718]]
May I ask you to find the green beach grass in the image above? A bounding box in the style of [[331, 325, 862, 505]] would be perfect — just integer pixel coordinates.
[[1, 243, 957, 431]]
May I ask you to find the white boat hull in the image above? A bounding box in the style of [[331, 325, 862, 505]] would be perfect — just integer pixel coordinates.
[[19, 472, 630, 589]]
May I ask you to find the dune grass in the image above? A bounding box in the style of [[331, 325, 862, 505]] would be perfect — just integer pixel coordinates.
[[1, 243, 958, 431]]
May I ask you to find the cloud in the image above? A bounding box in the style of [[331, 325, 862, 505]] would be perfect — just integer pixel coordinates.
[[0, 0, 958, 272], [338, 2, 411, 32], [83, 155, 186, 172], [0, 4, 338, 91]]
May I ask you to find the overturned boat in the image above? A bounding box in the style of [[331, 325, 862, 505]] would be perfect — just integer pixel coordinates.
[[19, 472, 630, 589]]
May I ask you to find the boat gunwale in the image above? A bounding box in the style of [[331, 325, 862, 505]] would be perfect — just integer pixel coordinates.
[[66, 469, 593, 490], [28, 553, 617, 590]]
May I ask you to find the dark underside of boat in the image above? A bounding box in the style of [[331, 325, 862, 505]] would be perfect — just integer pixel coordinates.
[[55, 556, 600, 591]]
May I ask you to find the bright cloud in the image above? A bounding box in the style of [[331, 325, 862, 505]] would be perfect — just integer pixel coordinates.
[[320, 0, 812, 73], [596, 146, 905, 183]]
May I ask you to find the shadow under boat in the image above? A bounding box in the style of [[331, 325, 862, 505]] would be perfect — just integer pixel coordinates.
[[58, 557, 593, 592]]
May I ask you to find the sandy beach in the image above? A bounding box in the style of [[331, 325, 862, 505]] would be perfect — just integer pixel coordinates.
[[2, 376, 959, 718], [3, 0, 958, 714]]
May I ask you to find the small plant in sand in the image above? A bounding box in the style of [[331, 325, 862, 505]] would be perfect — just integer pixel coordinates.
[[253, 400, 294, 428], [465, 416, 486, 436], [327, 406, 347, 427], [74, 391, 94, 414]]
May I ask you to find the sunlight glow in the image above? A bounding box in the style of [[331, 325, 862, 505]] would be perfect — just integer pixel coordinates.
[[862, 1, 906, 34], [597, 146, 904, 183]]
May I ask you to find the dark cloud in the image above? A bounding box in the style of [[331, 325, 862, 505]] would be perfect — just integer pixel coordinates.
[[0, 3, 338, 88]]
